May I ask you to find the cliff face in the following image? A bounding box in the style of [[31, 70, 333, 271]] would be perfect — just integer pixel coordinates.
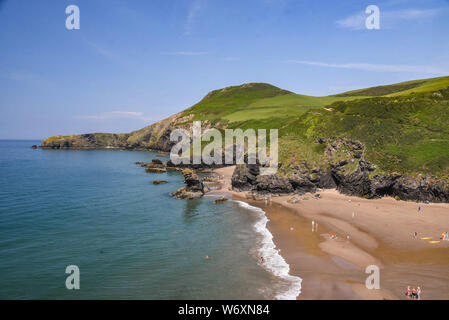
[[41, 112, 193, 151], [231, 138, 449, 203], [41, 133, 130, 149]]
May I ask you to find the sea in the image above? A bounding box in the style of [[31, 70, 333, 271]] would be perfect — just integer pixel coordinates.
[[0, 140, 301, 299]]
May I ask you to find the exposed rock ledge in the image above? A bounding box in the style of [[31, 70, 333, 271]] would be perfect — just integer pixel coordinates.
[[231, 162, 449, 203], [170, 169, 205, 199]]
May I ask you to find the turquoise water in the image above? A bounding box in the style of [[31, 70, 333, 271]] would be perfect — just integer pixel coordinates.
[[0, 140, 295, 299]]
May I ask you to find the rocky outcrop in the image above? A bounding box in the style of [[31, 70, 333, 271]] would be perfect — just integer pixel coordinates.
[[139, 159, 168, 173], [255, 175, 293, 194], [153, 180, 168, 185], [231, 138, 449, 203], [170, 169, 205, 199], [41, 112, 194, 151], [231, 164, 260, 191], [41, 133, 130, 150]]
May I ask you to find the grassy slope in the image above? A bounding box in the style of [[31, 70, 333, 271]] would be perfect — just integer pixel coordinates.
[[281, 89, 449, 178], [180, 76, 449, 178]]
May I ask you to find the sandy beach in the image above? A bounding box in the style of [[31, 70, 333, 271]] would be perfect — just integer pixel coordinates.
[[208, 166, 449, 300]]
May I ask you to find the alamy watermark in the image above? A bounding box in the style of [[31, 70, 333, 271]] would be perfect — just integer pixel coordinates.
[[65, 5, 80, 30], [170, 121, 279, 175], [365, 265, 380, 289], [366, 5, 380, 30], [65, 265, 80, 290]]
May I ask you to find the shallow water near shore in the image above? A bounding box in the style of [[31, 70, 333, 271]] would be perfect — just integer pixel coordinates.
[[0, 140, 297, 299]]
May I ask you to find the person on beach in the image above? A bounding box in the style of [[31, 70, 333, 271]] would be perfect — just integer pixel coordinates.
[[418, 206, 422, 213], [406, 286, 411, 299], [413, 232, 418, 239], [312, 220, 315, 232], [417, 287, 421, 300], [411, 287, 417, 299]]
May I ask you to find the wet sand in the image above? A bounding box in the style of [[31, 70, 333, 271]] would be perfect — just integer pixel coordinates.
[[208, 166, 449, 300]]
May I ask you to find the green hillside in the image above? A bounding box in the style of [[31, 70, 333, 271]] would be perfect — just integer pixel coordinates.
[[281, 88, 449, 177], [179, 76, 449, 177], [42, 76, 449, 179]]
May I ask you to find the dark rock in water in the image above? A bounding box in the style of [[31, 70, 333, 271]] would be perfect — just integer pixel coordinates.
[[170, 169, 205, 199], [145, 167, 167, 173], [170, 187, 203, 199], [213, 196, 228, 204], [143, 161, 165, 168], [142, 160, 167, 173], [153, 180, 168, 185], [31, 145, 37, 149], [151, 159, 163, 165], [182, 169, 204, 192]]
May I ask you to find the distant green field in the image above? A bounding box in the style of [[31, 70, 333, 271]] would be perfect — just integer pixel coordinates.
[[184, 76, 449, 125], [335, 76, 449, 97], [222, 94, 363, 122]]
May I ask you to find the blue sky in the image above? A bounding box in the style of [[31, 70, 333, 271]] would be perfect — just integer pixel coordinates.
[[1, 0, 448, 139]]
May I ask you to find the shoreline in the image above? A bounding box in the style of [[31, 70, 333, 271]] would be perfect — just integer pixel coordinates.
[[208, 166, 449, 300]]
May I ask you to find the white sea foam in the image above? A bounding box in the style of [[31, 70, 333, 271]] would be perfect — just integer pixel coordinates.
[[235, 201, 302, 300]]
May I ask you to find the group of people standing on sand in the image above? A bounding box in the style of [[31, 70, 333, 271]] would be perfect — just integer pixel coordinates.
[[405, 286, 422, 300]]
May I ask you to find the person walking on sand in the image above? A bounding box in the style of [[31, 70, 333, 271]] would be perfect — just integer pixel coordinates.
[[412, 287, 417, 299], [417, 287, 421, 300], [406, 286, 411, 299], [312, 220, 315, 232]]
